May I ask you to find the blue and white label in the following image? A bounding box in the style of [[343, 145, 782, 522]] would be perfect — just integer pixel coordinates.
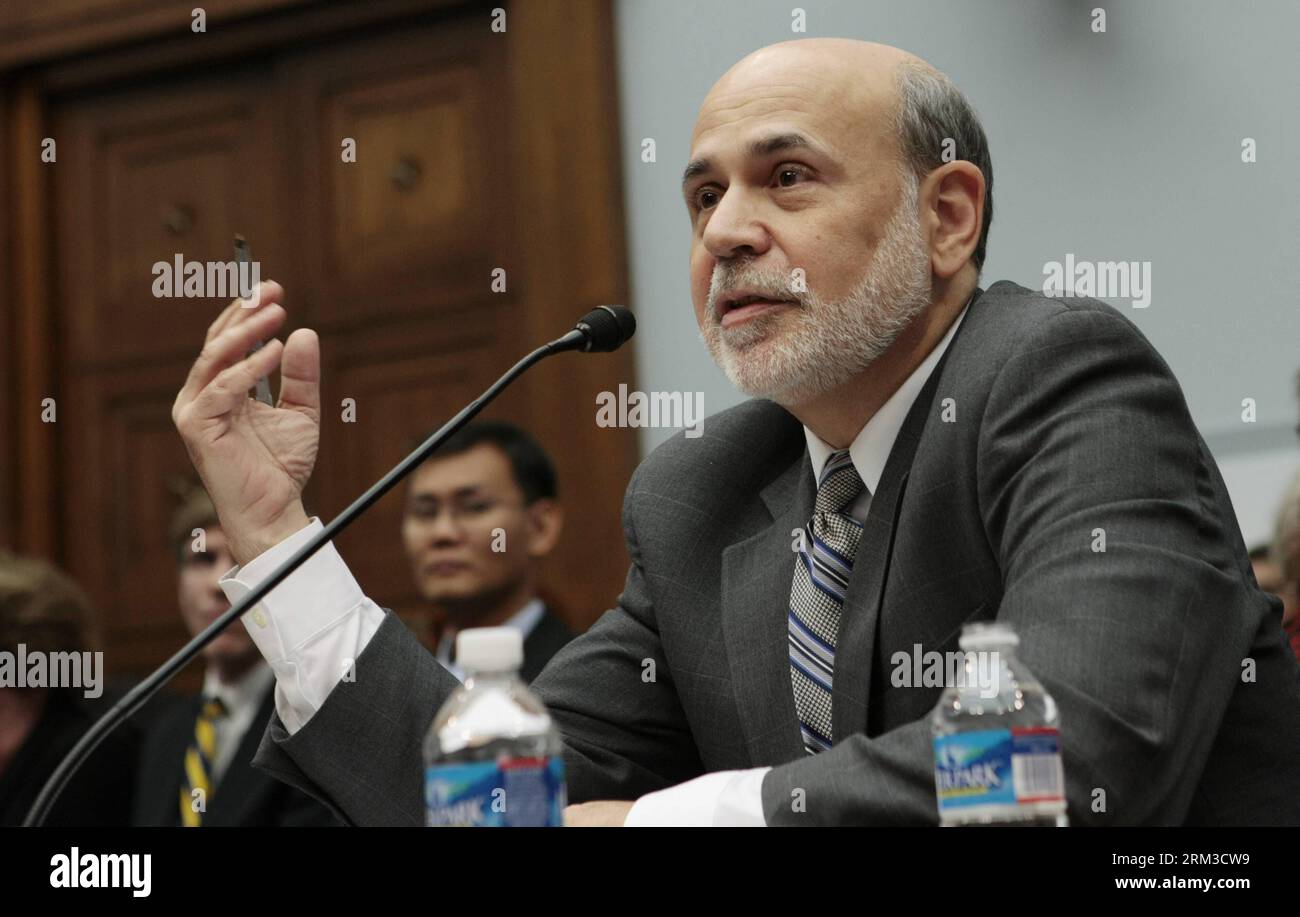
[[933, 727, 1064, 815], [425, 755, 566, 827]]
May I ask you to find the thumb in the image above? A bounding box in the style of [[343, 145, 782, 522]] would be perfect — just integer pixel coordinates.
[[278, 327, 320, 421]]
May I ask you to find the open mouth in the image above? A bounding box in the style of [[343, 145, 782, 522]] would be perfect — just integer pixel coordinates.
[[719, 294, 796, 328]]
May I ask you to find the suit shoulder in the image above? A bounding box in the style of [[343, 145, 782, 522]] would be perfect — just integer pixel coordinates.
[[975, 279, 1154, 352], [636, 399, 799, 474], [629, 399, 803, 501]]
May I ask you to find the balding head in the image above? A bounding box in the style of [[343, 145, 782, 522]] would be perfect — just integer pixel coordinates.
[[692, 39, 929, 156], [684, 39, 990, 409]]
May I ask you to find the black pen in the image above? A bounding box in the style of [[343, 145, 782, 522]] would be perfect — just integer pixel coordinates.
[[235, 234, 274, 406]]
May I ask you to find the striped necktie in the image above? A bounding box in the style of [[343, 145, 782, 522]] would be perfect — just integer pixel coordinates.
[[180, 696, 227, 827], [788, 450, 865, 754]]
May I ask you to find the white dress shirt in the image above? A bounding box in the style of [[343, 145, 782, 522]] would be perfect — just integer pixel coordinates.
[[219, 300, 970, 826], [202, 662, 275, 787]]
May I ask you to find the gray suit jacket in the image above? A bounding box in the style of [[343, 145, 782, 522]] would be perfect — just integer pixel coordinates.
[[253, 280, 1300, 825]]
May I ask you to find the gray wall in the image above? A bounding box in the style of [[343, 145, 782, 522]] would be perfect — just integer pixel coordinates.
[[613, 0, 1298, 545]]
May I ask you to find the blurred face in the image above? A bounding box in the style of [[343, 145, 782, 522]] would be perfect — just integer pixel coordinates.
[[1281, 584, 1299, 629], [1253, 556, 1284, 595], [401, 444, 561, 619], [1253, 554, 1298, 628], [1282, 541, 1300, 628], [177, 527, 257, 665], [685, 42, 934, 406]]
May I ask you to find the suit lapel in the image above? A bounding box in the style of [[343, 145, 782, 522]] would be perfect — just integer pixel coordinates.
[[829, 438, 916, 744], [142, 697, 201, 826], [721, 450, 814, 766], [831, 292, 980, 743], [206, 687, 277, 826]]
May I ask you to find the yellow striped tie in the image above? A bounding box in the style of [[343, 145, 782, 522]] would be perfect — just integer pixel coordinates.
[[180, 697, 227, 827]]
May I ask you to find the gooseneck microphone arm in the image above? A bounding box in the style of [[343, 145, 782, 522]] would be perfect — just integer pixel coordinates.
[[23, 305, 635, 827]]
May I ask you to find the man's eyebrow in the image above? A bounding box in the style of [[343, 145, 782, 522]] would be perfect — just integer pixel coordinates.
[[681, 132, 822, 191], [681, 155, 712, 190]]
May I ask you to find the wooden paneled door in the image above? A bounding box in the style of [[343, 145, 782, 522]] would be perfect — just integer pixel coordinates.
[[9, 0, 637, 687]]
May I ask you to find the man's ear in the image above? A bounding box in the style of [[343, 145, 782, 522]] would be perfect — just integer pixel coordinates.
[[925, 159, 983, 280], [525, 498, 563, 559]]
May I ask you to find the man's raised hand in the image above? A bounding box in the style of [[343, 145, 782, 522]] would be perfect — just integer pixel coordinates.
[[172, 281, 321, 564]]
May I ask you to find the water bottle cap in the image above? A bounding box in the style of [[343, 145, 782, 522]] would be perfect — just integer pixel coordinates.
[[456, 626, 523, 673], [958, 620, 1019, 651]]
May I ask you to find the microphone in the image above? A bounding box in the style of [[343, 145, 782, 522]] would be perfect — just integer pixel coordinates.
[[23, 305, 635, 827], [551, 305, 637, 353]]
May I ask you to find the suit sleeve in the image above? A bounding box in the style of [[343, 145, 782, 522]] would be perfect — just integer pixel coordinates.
[[251, 611, 461, 826], [761, 306, 1257, 825], [251, 464, 702, 824], [532, 461, 706, 800]]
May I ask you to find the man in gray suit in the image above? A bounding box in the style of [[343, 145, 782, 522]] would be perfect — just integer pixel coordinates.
[[172, 38, 1300, 825]]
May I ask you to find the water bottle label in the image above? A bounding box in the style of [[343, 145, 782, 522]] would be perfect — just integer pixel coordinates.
[[425, 755, 566, 827], [933, 727, 1065, 816]]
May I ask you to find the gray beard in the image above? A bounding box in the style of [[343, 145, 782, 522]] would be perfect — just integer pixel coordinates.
[[701, 176, 933, 406]]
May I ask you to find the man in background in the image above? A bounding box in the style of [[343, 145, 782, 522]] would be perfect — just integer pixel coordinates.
[[131, 486, 337, 826], [0, 553, 137, 826], [401, 421, 572, 683], [1250, 544, 1286, 597], [1269, 474, 1300, 663]]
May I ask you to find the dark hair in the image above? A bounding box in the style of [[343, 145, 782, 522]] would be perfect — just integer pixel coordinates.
[[419, 421, 557, 504], [894, 61, 994, 274], [0, 551, 99, 659]]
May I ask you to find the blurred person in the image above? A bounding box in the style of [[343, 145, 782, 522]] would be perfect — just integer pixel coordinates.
[[1250, 544, 1285, 595], [131, 485, 338, 826], [1271, 473, 1300, 663], [401, 422, 572, 683], [0, 553, 137, 825]]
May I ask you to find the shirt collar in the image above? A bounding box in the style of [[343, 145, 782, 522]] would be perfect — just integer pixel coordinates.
[[202, 661, 273, 716], [804, 296, 972, 494], [503, 597, 546, 635], [436, 597, 547, 663]]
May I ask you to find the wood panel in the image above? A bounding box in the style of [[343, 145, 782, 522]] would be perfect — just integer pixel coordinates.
[[503, 0, 639, 624], [0, 80, 11, 550], [9, 81, 59, 560], [17, 0, 637, 682], [280, 16, 509, 327], [53, 72, 287, 369], [0, 0, 313, 70], [57, 360, 202, 674]]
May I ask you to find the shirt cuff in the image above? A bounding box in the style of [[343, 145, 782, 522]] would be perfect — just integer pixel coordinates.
[[623, 767, 771, 826], [219, 517, 384, 735]]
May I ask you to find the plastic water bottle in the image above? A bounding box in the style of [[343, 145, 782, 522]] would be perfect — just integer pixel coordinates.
[[423, 627, 566, 826], [930, 621, 1068, 826]]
